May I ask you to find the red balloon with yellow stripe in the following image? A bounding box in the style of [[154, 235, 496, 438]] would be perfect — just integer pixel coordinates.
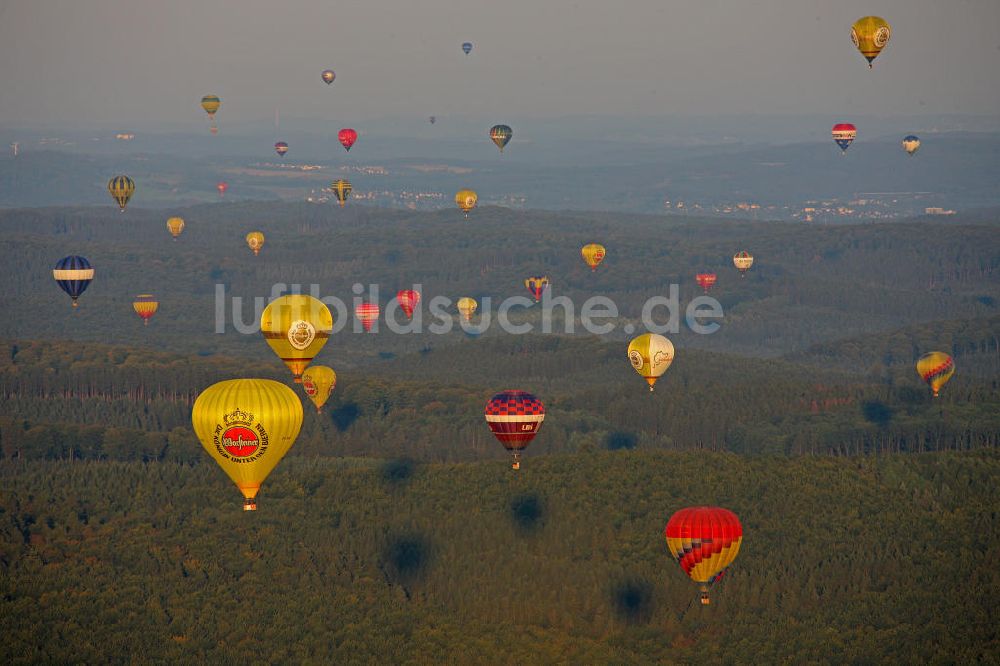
[[665, 506, 743, 605], [484, 390, 545, 470]]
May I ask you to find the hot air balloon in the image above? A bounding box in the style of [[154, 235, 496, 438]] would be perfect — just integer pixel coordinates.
[[733, 251, 753, 276], [217, 181, 228, 197], [321, 69, 336, 85], [108, 175, 135, 212], [484, 390, 544, 470], [627, 333, 674, 391], [665, 506, 743, 605], [338, 128, 357, 152], [462, 42, 473, 55], [851, 16, 891, 68], [192, 378, 303, 511], [832, 123, 857, 153], [132, 294, 158, 326], [457, 297, 478, 321], [902, 135, 920, 156], [581, 243, 606, 272], [524, 276, 549, 302], [331, 179, 352, 207], [455, 189, 478, 217], [301, 366, 337, 414], [396, 290, 420, 319], [916, 352, 955, 397], [246, 231, 265, 256], [695, 273, 717, 293], [201, 95, 221, 133], [355, 302, 379, 332], [261, 295, 333, 383], [429, 116, 436, 125], [201, 95, 221, 118], [489, 125, 512, 153], [53, 256, 94, 308], [166, 216, 185, 240], [275, 141, 289, 157]]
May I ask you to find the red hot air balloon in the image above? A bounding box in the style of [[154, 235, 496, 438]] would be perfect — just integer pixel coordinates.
[[217, 181, 228, 197], [695, 273, 717, 293], [832, 123, 857, 153], [355, 302, 379, 332], [338, 128, 358, 152], [665, 506, 743, 606], [484, 390, 545, 470], [396, 290, 420, 319]]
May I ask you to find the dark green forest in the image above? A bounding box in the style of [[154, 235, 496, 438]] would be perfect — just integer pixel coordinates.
[[2, 451, 998, 663], [1, 202, 998, 663]]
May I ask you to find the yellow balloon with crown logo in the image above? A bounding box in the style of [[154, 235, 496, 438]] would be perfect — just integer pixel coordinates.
[[192, 378, 304, 511], [301, 365, 337, 413], [260, 295, 334, 383]]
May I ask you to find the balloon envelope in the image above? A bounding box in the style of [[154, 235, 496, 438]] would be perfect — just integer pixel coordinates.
[[53, 256, 94, 307], [192, 378, 304, 510], [484, 390, 544, 469], [627, 333, 674, 391], [457, 297, 478, 321], [902, 135, 920, 156], [455, 189, 478, 216], [201, 95, 221, 116], [275, 141, 289, 157], [524, 276, 549, 302], [581, 243, 606, 272], [462, 42, 472, 55], [832, 123, 857, 152], [321, 69, 336, 85], [916, 352, 955, 397], [246, 231, 265, 256], [108, 175, 135, 212], [260, 295, 334, 382], [665, 506, 743, 605], [331, 179, 352, 207], [133, 294, 158, 325], [166, 217, 185, 240], [733, 251, 753, 275], [396, 290, 420, 319], [489, 125, 512, 152], [301, 366, 337, 413], [338, 128, 357, 151], [851, 16, 891, 67]]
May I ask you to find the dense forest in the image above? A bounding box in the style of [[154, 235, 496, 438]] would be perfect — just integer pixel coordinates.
[[2, 450, 998, 663], [1, 203, 997, 662]]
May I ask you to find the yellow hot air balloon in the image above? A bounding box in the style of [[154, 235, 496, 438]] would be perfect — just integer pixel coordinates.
[[166, 216, 185, 240], [107, 175, 135, 212], [331, 179, 352, 207], [201, 95, 221, 118], [132, 294, 158, 326], [457, 297, 478, 321], [916, 352, 955, 397], [192, 378, 303, 511], [455, 189, 478, 218], [851, 16, 891, 68], [733, 250, 754, 276], [301, 365, 337, 413], [581, 243, 606, 272], [246, 231, 265, 256], [260, 295, 333, 383], [627, 333, 675, 391]]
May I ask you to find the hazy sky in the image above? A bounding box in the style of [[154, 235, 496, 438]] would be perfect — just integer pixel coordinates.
[[1, 0, 998, 128]]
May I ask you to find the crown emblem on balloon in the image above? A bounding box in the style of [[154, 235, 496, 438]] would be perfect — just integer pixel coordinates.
[[223, 408, 254, 426]]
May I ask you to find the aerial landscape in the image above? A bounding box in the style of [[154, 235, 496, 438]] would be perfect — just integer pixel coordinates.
[[1, 1, 998, 663]]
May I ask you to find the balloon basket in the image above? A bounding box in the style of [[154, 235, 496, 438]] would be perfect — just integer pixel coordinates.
[[243, 498, 258, 512]]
